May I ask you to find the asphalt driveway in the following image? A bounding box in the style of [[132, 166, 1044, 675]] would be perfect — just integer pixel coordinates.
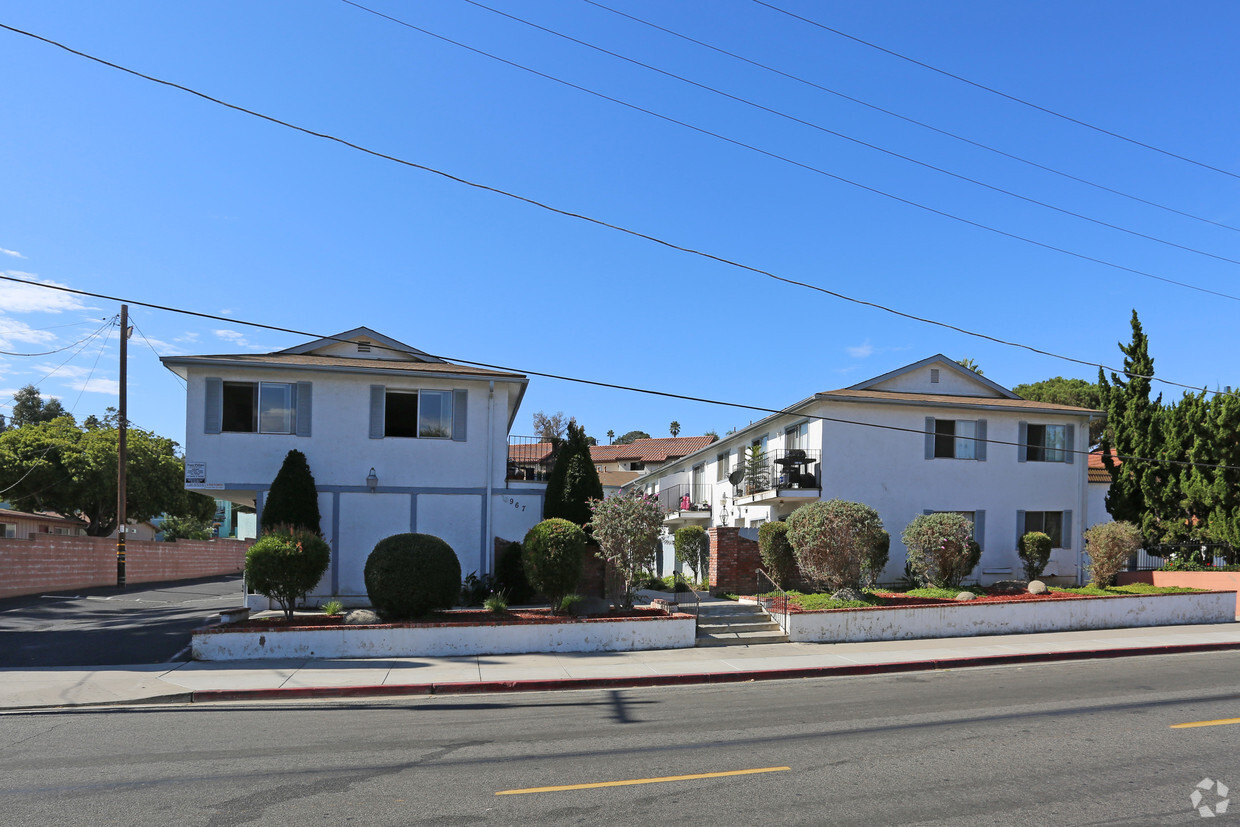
[[0, 575, 245, 667]]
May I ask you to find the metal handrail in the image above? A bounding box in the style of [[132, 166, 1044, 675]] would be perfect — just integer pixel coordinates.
[[755, 568, 789, 635]]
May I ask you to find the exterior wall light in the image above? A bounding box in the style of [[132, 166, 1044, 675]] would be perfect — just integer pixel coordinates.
[[366, 467, 378, 493]]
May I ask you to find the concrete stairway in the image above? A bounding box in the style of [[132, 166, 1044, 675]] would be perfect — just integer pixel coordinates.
[[695, 601, 788, 647]]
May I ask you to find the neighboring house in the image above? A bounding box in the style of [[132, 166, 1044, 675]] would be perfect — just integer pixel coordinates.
[[1086, 450, 1119, 530], [0, 508, 88, 539], [162, 327, 539, 603], [106, 520, 160, 542], [590, 436, 718, 475], [627, 355, 1099, 585]]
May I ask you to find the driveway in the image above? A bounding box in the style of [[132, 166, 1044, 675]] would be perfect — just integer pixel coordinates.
[[0, 575, 245, 667]]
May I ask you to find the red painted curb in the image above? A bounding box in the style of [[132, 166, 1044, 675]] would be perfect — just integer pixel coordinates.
[[188, 640, 1240, 704]]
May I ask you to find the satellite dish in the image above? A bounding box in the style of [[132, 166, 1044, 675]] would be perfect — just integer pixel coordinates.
[[728, 468, 745, 485]]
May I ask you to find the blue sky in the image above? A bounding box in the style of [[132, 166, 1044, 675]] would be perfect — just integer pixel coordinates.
[[3, 1, 1239, 448]]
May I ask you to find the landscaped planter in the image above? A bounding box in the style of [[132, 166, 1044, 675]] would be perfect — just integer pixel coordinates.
[[192, 612, 696, 661], [783, 591, 1236, 643], [1117, 571, 1240, 615]]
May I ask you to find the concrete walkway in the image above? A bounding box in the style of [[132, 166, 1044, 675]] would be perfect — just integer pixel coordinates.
[[3, 621, 1239, 710]]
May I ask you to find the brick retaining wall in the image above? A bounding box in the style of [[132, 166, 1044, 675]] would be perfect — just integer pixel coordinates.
[[0, 535, 250, 599], [709, 527, 763, 596]]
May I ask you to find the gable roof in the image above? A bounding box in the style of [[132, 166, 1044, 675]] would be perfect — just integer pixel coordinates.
[[847, 353, 1020, 399], [276, 327, 445, 362], [817, 388, 1098, 414], [590, 435, 717, 463]]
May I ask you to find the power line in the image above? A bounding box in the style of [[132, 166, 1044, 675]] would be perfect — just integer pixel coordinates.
[[752, 0, 1240, 182], [0, 325, 115, 356], [580, 0, 1240, 236], [334, 5, 1240, 303], [0, 318, 116, 412], [129, 315, 187, 391], [5, 18, 1240, 311], [458, 0, 1240, 268], [2, 275, 1238, 474]]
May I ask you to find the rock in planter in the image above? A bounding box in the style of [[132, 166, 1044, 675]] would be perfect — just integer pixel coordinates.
[[1028, 580, 1048, 595], [831, 588, 866, 603], [345, 609, 380, 625], [990, 580, 1028, 595], [955, 591, 977, 601]]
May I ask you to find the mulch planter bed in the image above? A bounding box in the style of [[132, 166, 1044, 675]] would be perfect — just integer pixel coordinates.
[[233, 607, 665, 630]]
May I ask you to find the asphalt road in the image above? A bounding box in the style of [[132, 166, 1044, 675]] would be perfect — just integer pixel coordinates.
[[2, 651, 1238, 825], [0, 575, 245, 667]]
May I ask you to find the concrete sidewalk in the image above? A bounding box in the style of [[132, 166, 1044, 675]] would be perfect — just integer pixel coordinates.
[[3, 622, 1239, 710]]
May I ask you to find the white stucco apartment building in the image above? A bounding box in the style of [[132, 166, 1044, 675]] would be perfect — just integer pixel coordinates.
[[633, 355, 1100, 585], [163, 327, 545, 603]]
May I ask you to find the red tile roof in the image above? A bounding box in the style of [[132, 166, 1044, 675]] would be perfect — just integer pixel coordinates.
[[1088, 449, 1120, 483], [590, 435, 717, 463]]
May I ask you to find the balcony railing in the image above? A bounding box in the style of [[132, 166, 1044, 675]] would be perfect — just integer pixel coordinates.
[[736, 448, 821, 496], [507, 435, 558, 482], [658, 484, 713, 516]]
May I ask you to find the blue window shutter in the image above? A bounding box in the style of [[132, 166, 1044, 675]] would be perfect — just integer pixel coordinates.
[[1015, 510, 1025, 547], [975, 419, 987, 461], [295, 382, 312, 437], [924, 417, 935, 460], [1017, 421, 1028, 463], [973, 509, 985, 550], [369, 385, 385, 439], [204, 378, 222, 434], [1062, 510, 1073, 549], [452, 389, 467, 442], [1064, 424, 1075, 464]]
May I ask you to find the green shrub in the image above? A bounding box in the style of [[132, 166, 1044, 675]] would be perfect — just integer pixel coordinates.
[[557, 593, 583, 614], [245, 528, 331, 619], [543, 422, 603, 527], [483, 592, 509, 613], [260, 449, 322, 535], [321, 599, 344, 616], [523, 518, 587, 607], [589, 490, 665, 608], [861, 530, 891, 589], [901, 512, 977, 588], [1018, 531, 1053, 581], [459, 570, 495, 607], [364, 533, 462, 620], [787, 500, 887, 591], [674, 525, 710, 583], [1084, 520, 1143, 587], [494, 540, 535, 604], [758, 521, 797, 588]]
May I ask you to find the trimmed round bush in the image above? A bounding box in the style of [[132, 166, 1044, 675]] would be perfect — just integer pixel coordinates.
[[758, 521, 797, 588], [862, 530, 891, 588], [523, 518, 587, 607], [494, 540, 534, 604], [1018, 531, 1053, 581], [901, 512, 977, 589], [787, 500, 887, 592], [364, 533, 462, 620], [245, 528, 331, 619]]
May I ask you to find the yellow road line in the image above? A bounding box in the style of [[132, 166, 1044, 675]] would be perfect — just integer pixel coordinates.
[[495, 766, 791, 795], [1171, 717, 1240, 729]]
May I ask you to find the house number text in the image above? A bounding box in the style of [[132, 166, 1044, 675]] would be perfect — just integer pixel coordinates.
[[502, 496, 527, 512]]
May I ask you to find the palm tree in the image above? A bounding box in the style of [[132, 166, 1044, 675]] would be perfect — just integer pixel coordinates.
[[606, 429, 615, 444], [669, 421, 681, 437]]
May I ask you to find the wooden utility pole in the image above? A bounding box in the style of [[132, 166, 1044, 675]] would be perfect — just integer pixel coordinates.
[[117, 305, 128, 588]]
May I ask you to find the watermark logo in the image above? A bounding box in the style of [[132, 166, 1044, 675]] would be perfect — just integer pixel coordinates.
[[1191, 778, 1230, 818]]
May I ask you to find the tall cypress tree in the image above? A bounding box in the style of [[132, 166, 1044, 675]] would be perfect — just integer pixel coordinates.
[[542, 421, 603, 527], [261, 449, 322, 535], [1098, 311, 1162, 535]]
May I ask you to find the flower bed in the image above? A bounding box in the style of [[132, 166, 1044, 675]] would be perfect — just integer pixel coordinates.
[[192, 607, 695, 661]]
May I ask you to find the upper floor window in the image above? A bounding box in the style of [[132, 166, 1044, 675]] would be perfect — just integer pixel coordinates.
[[629, 460, 646, 471], [716, 451, 731, 482], [222, 381, 297, 434], [1026, 424, 1067, 463], [785, 422, 809, 450], [370, 385, 467, 441], [925, 416, 986, 461]]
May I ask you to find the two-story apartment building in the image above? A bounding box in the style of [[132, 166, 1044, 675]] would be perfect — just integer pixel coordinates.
[[163, 327, 541, 603], [631, 355, 1098, 585]]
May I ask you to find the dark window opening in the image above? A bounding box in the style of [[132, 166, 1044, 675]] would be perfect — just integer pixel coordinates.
[[222, 382, 256, 432], [385, 391, 418, 438]]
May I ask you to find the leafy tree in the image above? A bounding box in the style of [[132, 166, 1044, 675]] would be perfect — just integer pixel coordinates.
[[1098, 311, 1163, 535], [160, 514, 214, 541], [901, 512, 977, 588], [9, 385, 68, 428], [542, 421, 603, 527], [532, 410, 568, 441], [955, 357, 983, 375], [1013, 376, 1105, 445], [588, 489, 664, 607], [613, 430, 651, 445], [1083, 520, 1142, 587], [786, 500, 887, 592], [669, 420, 681, 437], [674, 525, 710, 583], [260, 449, 322, 535], [0, 415, 214, 535]]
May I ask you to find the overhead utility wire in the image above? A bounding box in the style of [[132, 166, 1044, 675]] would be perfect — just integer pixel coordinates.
[[580, 0, 1240, 235], [458, 0, 1240, 268], [0, 29, 1234, 392], [0, 324, 115, 356], [2, 275, 1239, 475], [0, 317, 115, 410], [753, 0, 1240, 182], [334, 5, 1240, 302]]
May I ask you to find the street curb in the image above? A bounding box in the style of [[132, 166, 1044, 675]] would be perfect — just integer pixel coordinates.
[[0, 692, 195, 712], [187, 640, 1240, 704]]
